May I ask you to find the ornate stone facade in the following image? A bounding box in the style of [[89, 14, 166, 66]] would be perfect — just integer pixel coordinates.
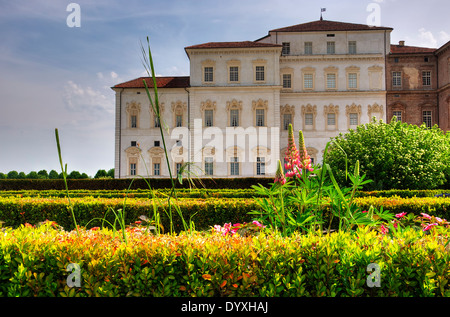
[[112, 19, 448, 179]]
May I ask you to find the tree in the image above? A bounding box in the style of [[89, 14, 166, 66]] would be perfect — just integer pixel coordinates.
[[94, 169, 108, 178], [26, 171, 39, 179], [38, 170, 49, 179], [7, 171, 19, 179], [68, 171, 82, 179], [107, 168, 114, 178], [48, 170, 59, 179], [0, 173, 6, 179], [326, 118, 449, 190]]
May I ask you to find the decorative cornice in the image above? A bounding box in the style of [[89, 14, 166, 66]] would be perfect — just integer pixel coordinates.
[[281, 54, 384, 63]]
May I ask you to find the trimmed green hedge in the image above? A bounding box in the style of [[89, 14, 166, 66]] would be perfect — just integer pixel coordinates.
[[0, 178, 274, 191], [1, 225, 449, 297], [0, 196, 449, 232]]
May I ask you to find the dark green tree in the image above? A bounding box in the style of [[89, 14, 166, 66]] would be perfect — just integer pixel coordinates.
[[7, 171, 19, 179], [48, 170, 59, 179], [94, 169, 108, 178]]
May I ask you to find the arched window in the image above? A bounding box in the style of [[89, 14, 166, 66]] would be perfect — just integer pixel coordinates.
[[126, 101, 141, 129], [172, 101, 187, 128]]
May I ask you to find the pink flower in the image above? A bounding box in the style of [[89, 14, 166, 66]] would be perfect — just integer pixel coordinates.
[[274, 160, 286, 185], [252, 220, 265, 228], [380, 224, 389, 234], [395, 212, 407, 218], [362, 210, 368, 213], [423, 223, 438, 231], [421, 213, 432, 220], [214, 223, 232, 236]]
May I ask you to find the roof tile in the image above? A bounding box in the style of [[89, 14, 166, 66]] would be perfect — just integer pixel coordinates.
[[390, 44, 436, 54], [185, 41, 282, 50], [113, 76, 190, 89], [269, 19, 392, 32]]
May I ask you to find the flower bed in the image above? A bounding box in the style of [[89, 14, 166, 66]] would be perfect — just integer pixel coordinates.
[[0, 222, 449, 297]]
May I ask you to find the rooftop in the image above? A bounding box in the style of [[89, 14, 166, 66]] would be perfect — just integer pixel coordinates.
[[185, 41, 282, 50], [268, 19, 393, 33], [390, 42, 436, 54], [113, 76, 190, 89]]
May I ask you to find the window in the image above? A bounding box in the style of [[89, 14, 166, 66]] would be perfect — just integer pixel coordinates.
[[327, 113, 336, 125], [282, 42, 290, 55], [393, 111, 402, 122], [256, 157, 265, 175], [326, 73, 336, 89], [154, 140, 160, 147], [127, 102, 141, 129], [230, 109, 239, 127], [422, 71, 431, 86], [229, 66, 239, 82], [392, 72, 402, 87], [423, 111, 432, 128], [204, 67, 213, 82], [255, 66, 265, 81], [176, 115, 183, 127], [154, 116, 160, 128], [205, 109, 214, 127], [303, 74, 313, 89], [305, 113, 313, 126], [205, 157, 213, 175], [348, 41, 357, 54], [176, 163, 183, 175], [256, 109, 265, 127], [282, 74, 292, 89], [327, 41, 335, 54], [304, 42, 313, 55], [350, 113, 358, 126], [131, 115, 137, 128], [153, 163, 160, 176], [283, 113, 292, 130], [131, 141, 137, 147], [230, 157, 239, 176], [130, 163, 136, 176], [348, 73, 358, 89], [172, 101, 186, 127]]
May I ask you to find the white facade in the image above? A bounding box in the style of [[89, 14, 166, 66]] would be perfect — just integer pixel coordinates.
[[113, 20, 392, 179]]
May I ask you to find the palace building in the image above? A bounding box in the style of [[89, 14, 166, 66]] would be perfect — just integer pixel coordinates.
[[112, 19, 450, 179]]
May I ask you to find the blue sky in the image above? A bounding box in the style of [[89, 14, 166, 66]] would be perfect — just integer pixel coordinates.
[[0, 0, 449, 177]]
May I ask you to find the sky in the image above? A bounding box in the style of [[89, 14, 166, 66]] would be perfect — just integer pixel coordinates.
[[0, 0, 449, 177]]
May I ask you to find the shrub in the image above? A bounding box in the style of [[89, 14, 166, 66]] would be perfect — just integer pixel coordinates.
[[326, 118, 450, 190], [0, 224, 449, 297], [0, 195, 448, 232]]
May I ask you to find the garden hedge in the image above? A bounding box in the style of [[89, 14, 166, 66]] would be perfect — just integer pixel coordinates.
[[0, 224, 449, 297], [0, 196, 448, 232], [0, 178, 274, 191], [0, 188, 448, 199]]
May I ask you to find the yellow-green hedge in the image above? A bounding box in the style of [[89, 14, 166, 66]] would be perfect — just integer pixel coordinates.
[[0, 224, 449, 297], [0, 196, 449, 232]]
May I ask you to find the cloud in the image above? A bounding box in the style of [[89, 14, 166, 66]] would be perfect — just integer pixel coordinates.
[[406, 28, 450, 48], [63, 80, 113, 116], [439, 31, 450, 44]]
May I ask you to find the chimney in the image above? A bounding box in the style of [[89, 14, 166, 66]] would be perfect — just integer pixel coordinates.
[[399, 40, 405, 47]]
